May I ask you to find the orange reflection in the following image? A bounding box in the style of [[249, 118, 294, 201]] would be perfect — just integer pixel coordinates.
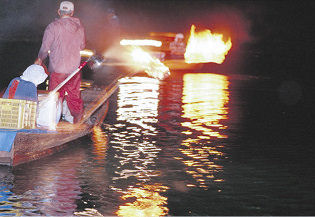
[[91, 126, 109, 161], [116, 183, 169, 217], [182, 73, 229, 138], [112, 77, 169, 216], [179, 73, 229, 188]]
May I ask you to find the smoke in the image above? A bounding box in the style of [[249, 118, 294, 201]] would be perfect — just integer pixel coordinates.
[[0, 0, 256, 45], [0, 0, 258, 68], [76, 0, 111, 53], [189, 4, 254, 47]]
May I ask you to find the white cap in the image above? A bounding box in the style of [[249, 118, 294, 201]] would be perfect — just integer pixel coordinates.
[[60, 1, 74, 12], [20, 64, 48, 87]]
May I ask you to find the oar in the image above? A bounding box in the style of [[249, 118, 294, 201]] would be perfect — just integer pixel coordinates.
[[49, 61, 88, 95], [37, 55, 105, 129]]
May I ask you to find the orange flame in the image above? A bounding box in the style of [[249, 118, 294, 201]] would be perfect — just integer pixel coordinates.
[[184, 25, 232, 64]]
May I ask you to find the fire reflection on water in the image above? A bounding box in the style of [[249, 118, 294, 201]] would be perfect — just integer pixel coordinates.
[[91, 126, 109, 161], [117, 77, 159, 132], [96, 74, 230, 215], [116, 184, 169, 217], [112, 76, 169, 216], [177, 73, 230, 189]]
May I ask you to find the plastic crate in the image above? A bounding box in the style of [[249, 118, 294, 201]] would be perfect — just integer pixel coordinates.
[[0, 98, 37, 129]]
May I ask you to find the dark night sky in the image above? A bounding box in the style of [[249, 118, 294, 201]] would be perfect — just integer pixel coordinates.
[[0, 0, 254, 38], [1, 0, 313, 41], [1, 0, 314, 47], [1, 0, 315, 80]]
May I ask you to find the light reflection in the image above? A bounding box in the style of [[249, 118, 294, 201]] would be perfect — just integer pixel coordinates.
[[111, 76, 168, 216], [91, 126, 109, 161], [116, 183, 169, 217], [182, 73, 229, 137], [10, 148, 86, 215], [0, 180, 23, 216], [179, 73, 230, 189], [117, 77, 160, 132]]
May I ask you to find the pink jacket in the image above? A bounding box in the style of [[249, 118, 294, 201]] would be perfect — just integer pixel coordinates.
[[38, 17, 86, 74]]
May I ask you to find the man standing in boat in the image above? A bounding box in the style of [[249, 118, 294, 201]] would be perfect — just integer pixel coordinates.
[[35, 1, 86, 124]]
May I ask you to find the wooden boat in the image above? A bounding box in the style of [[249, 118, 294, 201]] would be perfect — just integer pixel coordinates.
[[0, 72, 125, 166], [163, 59, 203, 71]]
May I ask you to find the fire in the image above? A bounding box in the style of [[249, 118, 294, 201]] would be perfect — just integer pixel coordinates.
[[130, 47, 170, 80], [184, 25, 232, 64]]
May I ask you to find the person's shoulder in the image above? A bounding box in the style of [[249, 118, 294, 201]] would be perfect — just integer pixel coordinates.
[[20, 79, 36, 88], [71, 17, 84, 27], [8, 77, 20, 84], [71, 16, 81, 22], [53, 18, 65, 25], [46, 18, 60, 30], [10, 77, 20, 81]]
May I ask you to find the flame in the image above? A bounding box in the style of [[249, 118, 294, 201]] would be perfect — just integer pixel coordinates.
[[129, 47, 170, 80], [184, 25, 232, 64]]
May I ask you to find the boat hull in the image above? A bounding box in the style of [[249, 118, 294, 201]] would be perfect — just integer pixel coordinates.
[[0, 79, 117, 166], [0, 100, 109, 166]]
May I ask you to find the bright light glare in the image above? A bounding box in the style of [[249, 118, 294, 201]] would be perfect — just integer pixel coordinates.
[[120, 39, 162, 47], [130, 47, 170, 80], [80, 49, 94, 57]]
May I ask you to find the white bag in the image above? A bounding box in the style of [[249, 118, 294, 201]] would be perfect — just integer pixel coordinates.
[[62, 99, 74, 124], [37, 93, 61, 130]]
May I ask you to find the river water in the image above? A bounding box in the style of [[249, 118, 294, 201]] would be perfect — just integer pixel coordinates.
[[1, 65, 315, 215], [1, 1, 315, 212]]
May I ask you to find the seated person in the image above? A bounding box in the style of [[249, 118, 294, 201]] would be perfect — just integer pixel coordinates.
[[2, 64, 47, 101], [2, 65, 61, 129], [169, 33, 186, 59], [0, 65, 47, 152]]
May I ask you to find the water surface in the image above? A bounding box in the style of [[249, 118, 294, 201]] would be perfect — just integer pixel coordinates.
[[1, 71, 315, 216]]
